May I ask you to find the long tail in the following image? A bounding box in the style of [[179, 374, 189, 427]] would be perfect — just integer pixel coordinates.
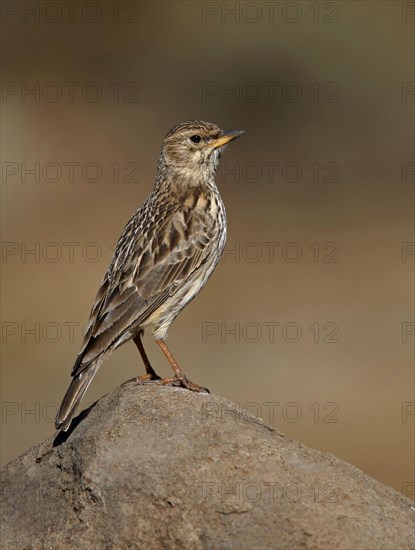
[[55, 361, 101, 431]]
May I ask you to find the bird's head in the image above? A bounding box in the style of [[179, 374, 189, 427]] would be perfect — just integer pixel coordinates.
[[160, 121, 244, 179]]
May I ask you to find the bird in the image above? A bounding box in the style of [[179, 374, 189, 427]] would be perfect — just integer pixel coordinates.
[[55, 121, 244, 431]]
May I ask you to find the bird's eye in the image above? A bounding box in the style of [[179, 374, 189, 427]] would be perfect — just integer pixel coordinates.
[[190, 135, 201, 143]]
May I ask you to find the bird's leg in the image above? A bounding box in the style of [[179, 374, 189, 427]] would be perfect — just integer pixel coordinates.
[[133, 331, 161, 383], [155, 339, 209, 393]]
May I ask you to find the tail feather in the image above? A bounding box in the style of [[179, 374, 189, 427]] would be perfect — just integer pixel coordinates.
[[55, 361, 100, 431]]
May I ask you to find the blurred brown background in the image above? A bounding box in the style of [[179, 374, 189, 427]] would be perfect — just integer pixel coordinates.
[[1, 1, 413, 495]]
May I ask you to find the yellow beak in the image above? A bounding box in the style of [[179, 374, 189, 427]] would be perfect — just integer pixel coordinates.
[[211, 130, 244, 149]]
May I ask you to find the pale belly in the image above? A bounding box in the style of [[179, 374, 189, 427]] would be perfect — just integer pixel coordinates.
[[146, 229, 226, 340]]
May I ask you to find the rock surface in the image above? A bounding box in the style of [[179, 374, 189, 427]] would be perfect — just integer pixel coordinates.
[[1, 382, 414, 549]]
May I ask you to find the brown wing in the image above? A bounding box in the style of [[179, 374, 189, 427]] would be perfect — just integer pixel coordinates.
[[71, 199, 214, 376]]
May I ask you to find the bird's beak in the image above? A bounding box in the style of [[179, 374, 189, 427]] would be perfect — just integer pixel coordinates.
[[210, 130, 245, 149]]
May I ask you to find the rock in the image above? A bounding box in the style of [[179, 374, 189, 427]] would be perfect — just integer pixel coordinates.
[[1, 382, 414, 549]]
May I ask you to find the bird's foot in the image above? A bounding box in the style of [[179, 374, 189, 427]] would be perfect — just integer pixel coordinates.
[[158, 374, 210, 394], [121, 371, 161, 387], [134, 371, 161, 385]]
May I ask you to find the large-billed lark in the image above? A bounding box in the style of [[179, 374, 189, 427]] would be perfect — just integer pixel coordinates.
[[55, 121, 244, 431]]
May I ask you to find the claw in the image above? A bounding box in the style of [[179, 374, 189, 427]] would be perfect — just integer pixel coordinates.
[[121, 373, 161, 387], [134, 372, 161, 385], [158, 375, 209, 393]]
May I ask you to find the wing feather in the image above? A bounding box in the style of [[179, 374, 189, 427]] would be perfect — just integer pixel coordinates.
[[71, 195, 215, 377]]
